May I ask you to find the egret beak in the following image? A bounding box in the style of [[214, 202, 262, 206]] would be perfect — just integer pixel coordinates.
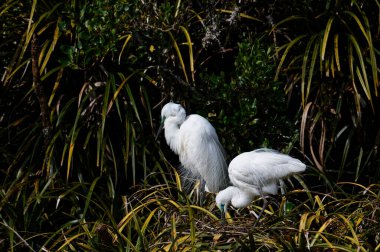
[[155, 117, 164, 141], [219, 204, 226, 223]]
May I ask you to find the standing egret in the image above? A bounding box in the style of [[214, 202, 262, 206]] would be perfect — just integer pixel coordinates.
[[157, 102, 229, 198], [216, 148, 306, 224]]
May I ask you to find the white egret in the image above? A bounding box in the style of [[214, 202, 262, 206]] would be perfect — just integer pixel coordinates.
[[157, 102, 229, 197], [216, 148, 306, 224]]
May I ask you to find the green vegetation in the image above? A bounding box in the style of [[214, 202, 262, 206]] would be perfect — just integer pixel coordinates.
[[1, 0, 379, 250]]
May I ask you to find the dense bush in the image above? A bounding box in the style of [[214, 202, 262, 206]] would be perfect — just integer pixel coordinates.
[[195, 38, 297, 159], [1, 0, 380, 250], [273, 0, 380, 182]]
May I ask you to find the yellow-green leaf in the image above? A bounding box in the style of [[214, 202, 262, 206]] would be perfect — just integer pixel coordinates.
[[321, 16, 335, 61]]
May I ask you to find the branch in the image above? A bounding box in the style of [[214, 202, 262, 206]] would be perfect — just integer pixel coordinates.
[[31, 34, 52, 145]]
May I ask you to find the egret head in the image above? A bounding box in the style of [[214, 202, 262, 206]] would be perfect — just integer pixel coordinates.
[[160, 102, 186, 122], [156, 102, 186, 140], [215, 188, 233, 221]]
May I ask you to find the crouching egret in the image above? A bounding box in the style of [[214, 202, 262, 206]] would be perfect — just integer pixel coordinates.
[[216, 148, 306, 224], [157, 102, 229, 199]]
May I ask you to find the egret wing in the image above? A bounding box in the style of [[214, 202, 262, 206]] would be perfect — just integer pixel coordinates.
[[178, 114, 229, 192], [229, 151, 305, 192]]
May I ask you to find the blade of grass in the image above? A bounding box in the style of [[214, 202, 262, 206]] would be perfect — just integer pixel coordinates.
[[321, 16, 335, 61], [64, 92, 91, 179], [47, 67, 64, 106], [338, 129, 353, 180], [306, 38, 320, 105], [179, 26, 194, 83], [97, 79, 111, 168], [0, 0, 18, 15], [343, 11, 370, 43], [27, 0, 37, 34], [336, 214, 361, 247], [174, 0, 182, 18], [273, 15, 306, 30], [1, 220, 36, 252], [40, 17, 61, 74], [168, 30, 189, 83], [334, 34, 341, 71], [140, 85, 153, 130], [107, 71, 138, 115], [57, 232, 86, 251], [300, 102, 312, 154], [19, 3, 62, 68], [125, 84, 142, 126], [275, 35, 307, 81], [188, 205, 219, 220], [141, 208, 159, 234], [216, 9, 263, 22], [118, 34, 132, 64], [82, 177, 101, 219], [349, 35, 371, 102], [301, 35, 317, 106], [308, 111, 325, 172]]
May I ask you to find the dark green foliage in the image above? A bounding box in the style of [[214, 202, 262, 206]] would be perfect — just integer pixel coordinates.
[[273, 0, 380, 181], [1, 0, 380, 250], [196, 38, 296, 158]]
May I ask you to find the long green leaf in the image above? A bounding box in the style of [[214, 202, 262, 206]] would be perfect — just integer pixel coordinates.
[[179, 26, 194, 82], [118, 34, 132, 64], [321, 16, 335, 61], [47, 67, 64, 106], [306, 40, 320, 105], [343, 11, 369, 43], [140, 85, 153, 131], [355, 147, 363, 182], [301, 35, 317, 106], [57, 232, 86, 251], [82, 177, 101, 219], [363, 15, 379, 96], [216, 9, 263, 22], [64, 92, 92, 180], [275, 34, 307, 81], [107, 71, 138, 115], [168, 30, 189, 83], [272, 15, 306, 30], [0, 0, 18, 15], [348, 44, 364, 117], [125, 84, 142, 126], [19, 3, 62, 68], [27, 0, 37, 34], [301, 35, 319, 106], [344, 10, 378, 94], [174, 0, 182, 18], [348, 35, 371, 102], [98, 79, 111, 168], [40, 18, 61, 74], [338, 129, 353, 180], [334, 34, 341, 71]]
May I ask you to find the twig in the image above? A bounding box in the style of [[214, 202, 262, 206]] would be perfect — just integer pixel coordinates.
[[31, 34, 52, 162]]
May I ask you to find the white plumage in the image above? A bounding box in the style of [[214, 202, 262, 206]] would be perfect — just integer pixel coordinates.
[[216, 149, 306, 222], [158, 102, 229, 194]]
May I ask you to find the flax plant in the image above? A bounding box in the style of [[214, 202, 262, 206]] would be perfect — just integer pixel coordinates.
[[273, 0, 380, 180]]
